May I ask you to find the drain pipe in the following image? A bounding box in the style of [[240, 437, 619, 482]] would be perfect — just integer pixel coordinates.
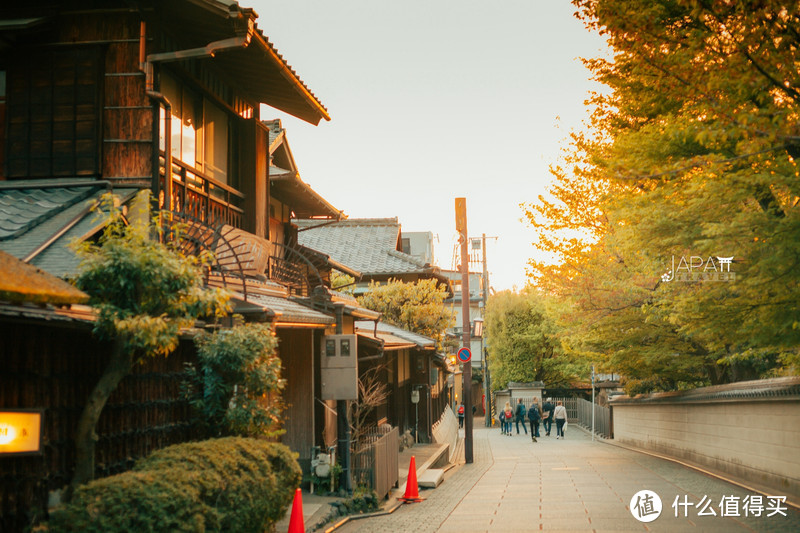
[[139, 21, 172, 208]]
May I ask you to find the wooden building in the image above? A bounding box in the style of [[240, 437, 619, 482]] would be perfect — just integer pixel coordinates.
[[0, 1, 349, 529]]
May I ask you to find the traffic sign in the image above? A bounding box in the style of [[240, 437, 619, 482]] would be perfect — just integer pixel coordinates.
[[457, 347, 472, 363]]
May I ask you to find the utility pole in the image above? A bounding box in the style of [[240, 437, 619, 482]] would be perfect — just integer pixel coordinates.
[[455, 198, 473, 464], [482, 233, 492, 428]]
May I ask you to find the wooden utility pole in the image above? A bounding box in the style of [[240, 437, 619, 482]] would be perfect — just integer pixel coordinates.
[[482, 233, 492, 428], [455, 197, 473, 464]]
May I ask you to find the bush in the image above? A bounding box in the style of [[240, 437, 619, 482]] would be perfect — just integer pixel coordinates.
[[185, 323, 284, 438], [38, 438, 301, 533]]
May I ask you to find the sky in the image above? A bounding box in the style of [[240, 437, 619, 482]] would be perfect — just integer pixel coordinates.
[[249, 0, 609, 291]]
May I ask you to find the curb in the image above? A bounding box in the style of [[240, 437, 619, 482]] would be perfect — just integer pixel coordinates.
[[575, 424, 800, 511]]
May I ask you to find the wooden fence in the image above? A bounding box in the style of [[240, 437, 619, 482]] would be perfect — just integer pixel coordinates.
[[352, 426, 399, 500], [0, 319, 202, 532]]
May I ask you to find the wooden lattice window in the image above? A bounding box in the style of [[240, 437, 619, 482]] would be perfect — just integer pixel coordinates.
[[5, 46, 103, 178]]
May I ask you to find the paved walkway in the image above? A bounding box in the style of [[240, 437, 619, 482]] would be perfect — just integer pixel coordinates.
[[337, 425, 800, 532]]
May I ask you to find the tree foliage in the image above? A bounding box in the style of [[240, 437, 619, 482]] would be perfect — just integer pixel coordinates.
[[69, 191, 230, 493], [484, 289, 582, 390], [186, 322, 284, 438], [523, 0, 800, 392], [331, 270, 356, 295], [357, 278, 454, 349]]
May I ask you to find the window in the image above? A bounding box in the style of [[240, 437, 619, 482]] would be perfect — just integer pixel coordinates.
[[6, 47, 102, 178], [0, 70, 5, 177], [401, 237, 411, 255], [159, 73, 231, 185], [203, 100, 228, 183]]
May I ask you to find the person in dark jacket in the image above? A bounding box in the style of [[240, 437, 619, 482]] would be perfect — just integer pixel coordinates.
[[514, 398, 528, 435], [542, 398, 555, 436], [527, 398, 541, 442]]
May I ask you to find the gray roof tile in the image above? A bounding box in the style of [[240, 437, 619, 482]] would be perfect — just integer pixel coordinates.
[[247, 293, 334, 325], [355, 320, 435, 348], [295, 218, 429, 276], [0, 181, 138, 278]]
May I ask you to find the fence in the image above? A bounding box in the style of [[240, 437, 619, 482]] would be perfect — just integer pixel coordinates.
[[352, 425, 399, 500], [576, 398, 611, 438], [1, 321, 202, 532], [431, 405, 458, 463]]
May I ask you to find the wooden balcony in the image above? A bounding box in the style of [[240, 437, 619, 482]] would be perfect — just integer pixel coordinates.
[[158, 155, 245, 229]]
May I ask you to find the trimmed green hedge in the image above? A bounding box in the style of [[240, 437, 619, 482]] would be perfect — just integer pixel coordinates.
[[39, 438, 301, 533]]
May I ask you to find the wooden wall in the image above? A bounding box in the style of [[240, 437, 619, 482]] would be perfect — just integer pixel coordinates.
[[0, 318, 200, 532], [276, 328, 315, 471]]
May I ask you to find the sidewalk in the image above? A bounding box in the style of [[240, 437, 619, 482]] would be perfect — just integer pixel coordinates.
[[337, 424, 800, 532], [273, 439, 452, 532], [274, 491, 344, 532]]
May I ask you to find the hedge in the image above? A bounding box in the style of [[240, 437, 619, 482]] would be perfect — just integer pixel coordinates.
[[38, 438, 301, 533]]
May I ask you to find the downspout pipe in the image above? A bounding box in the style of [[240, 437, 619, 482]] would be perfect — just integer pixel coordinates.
[[139, 21, 171, 207]]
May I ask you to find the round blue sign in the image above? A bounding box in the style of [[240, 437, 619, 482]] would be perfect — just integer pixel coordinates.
[[457, 347, 472, 363]]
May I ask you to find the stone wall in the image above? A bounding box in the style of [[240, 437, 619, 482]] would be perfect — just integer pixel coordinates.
[[610, 377, 800, 501]]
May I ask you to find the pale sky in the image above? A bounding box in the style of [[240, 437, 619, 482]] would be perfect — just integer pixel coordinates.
[[250, 0, 608, 291]]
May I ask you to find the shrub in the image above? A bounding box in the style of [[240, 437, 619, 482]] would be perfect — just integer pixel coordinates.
[[38, 438, 301, 533], [185, 323, 284, 438]]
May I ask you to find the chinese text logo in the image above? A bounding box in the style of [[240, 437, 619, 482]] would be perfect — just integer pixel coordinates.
[[630, 490, 663, 522]]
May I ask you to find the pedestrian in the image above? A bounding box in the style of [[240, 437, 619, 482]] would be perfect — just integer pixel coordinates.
[[457, 402, 465, 428], [542, 397, 555, 436], [498, 408, 507, 435], [515, 398, 528, 435], [554, 400, 568, 439], [527, 398, 541, 442], [503, 401, 513, 436]]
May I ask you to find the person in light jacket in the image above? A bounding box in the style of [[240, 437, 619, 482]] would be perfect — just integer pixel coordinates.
[[554, 400, 568, 439]]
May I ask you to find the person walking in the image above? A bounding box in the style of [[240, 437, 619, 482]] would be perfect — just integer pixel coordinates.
[[527, 398, 541, 442], [542, 398, 555, 436], [503, 401, 514, 436], [457, 403, 465, 428], [554, 400, 568, 439], [498, 408, 506, 435], [514, 398, 528, 435]]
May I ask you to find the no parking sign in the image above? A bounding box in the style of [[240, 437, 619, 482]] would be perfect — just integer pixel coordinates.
[[457, 347, 472, 363]]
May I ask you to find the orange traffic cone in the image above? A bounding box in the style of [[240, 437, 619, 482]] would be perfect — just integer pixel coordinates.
[[399, 456, 425, 503], [287, 488, 305, 533]]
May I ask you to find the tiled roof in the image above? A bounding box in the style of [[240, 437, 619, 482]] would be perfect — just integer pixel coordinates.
[[0, 184, 95, 241], [295, 218, 430, 276], [355, 320, 435, 349], [247, 293, 334, 326], [0, 180, 138, 278], [0, 250, 88, 305]]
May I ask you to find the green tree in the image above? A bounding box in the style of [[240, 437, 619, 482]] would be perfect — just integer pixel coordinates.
[[523, 0, 800, 391], [357, 278, 454, 349], [485, 289, 581, 390], [186, 322, 284, 438], [331, 269, 356, 295], [70, 192, 230, 494]]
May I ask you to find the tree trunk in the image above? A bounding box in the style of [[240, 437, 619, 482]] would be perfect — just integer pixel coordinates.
[[68, 338, 132, 499]]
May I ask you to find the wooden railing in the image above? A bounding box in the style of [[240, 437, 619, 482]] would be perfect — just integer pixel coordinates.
[[268, 242, 325, 297], [159, 155, 245, 229]]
